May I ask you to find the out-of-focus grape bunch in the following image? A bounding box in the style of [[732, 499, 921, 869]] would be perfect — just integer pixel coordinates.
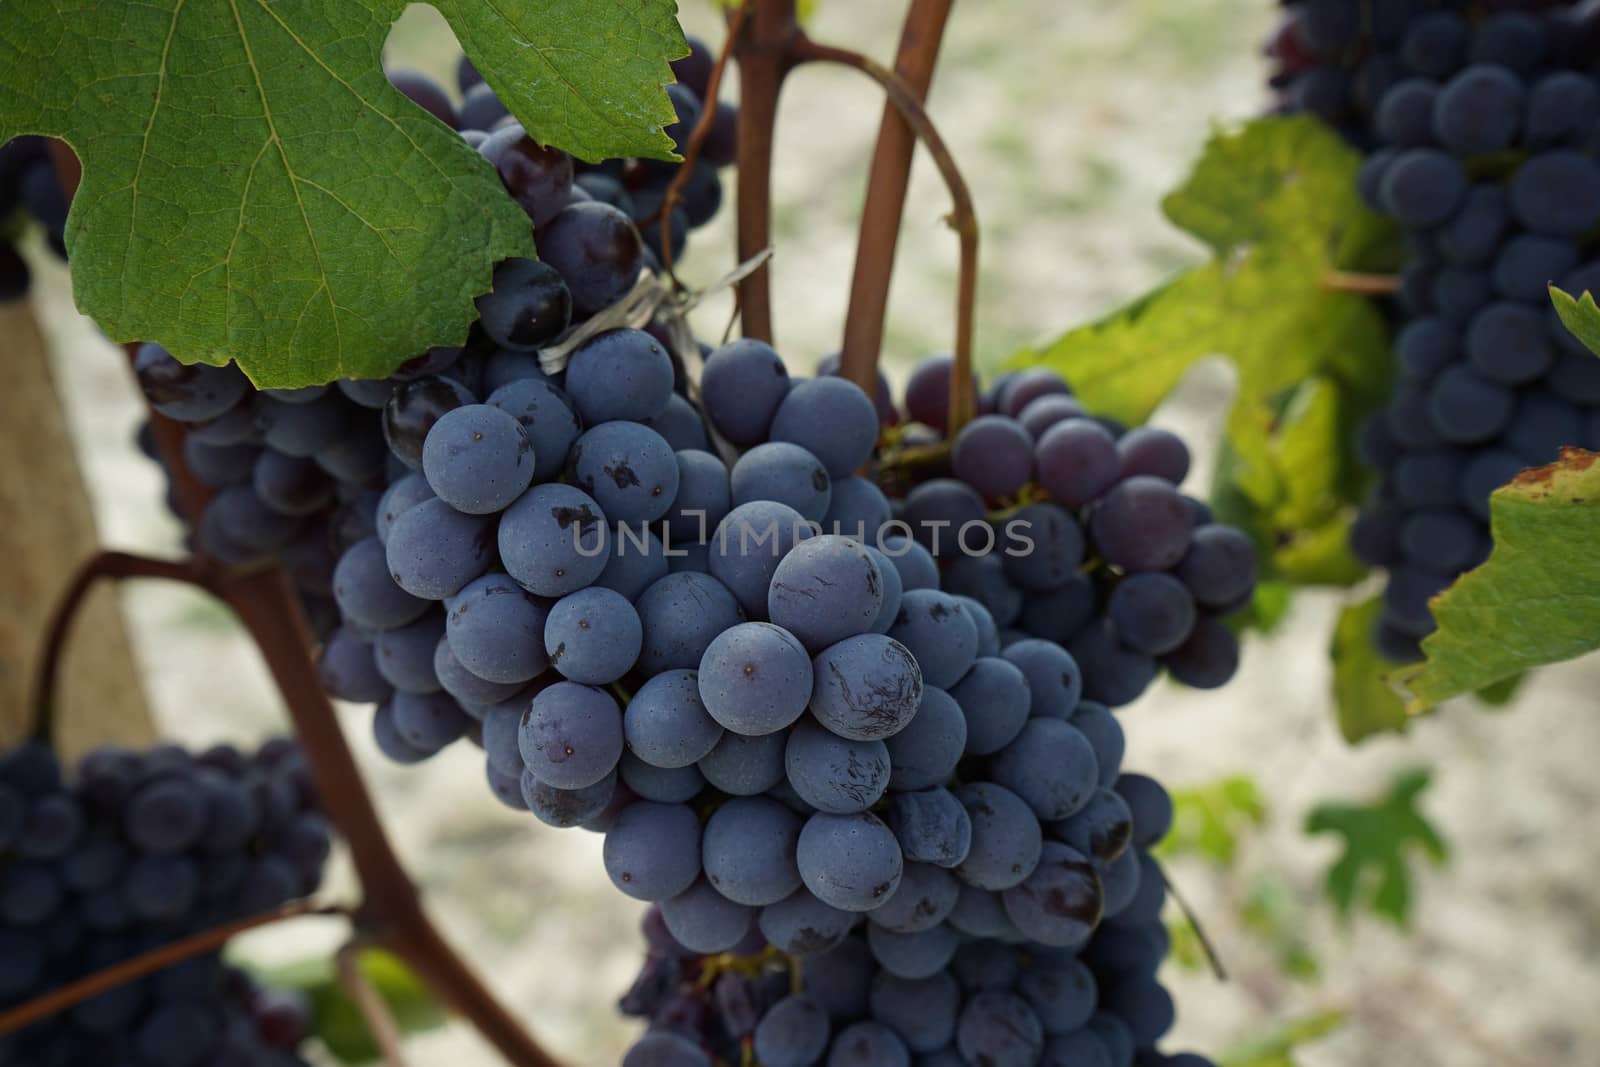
[[1268, 0, 1600, 660], [0, 739, 329, 1066], [0, 135, 68, 302]]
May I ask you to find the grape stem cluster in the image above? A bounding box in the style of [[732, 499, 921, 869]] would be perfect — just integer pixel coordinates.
[[731, 0, 978, 435], [28, 0, 991, 1063]]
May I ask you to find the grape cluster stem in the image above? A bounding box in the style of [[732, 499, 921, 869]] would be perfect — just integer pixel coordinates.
[[0, 899, 350, 1037]]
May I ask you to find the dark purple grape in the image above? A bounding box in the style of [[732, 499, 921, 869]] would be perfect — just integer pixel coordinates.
[[474, 258, 572, 351]]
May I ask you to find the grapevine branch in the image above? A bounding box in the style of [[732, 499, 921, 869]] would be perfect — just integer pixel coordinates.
[[654, 1, 751, 279], [337, 941, 416, 1067], [791, 36, 980, 433], [44, 150, 563, 1067], [839, 0, 954, 394], [31, 549, 222, 743], [0, 900, 350, 1037], [1158, 864, 1229, 982], [1323, 270, 1401, 295], [732, 0, 801, 344]]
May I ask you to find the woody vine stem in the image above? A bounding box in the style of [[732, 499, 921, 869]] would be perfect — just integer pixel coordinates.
[[24, 0, 969, 1063]]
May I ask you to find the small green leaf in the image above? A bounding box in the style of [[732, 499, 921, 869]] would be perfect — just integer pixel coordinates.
[[260, 949, 445, 1064], [1329, 595, 1410, 743], [1155, 775, 1267, 866], [1549, 285, 1600, 357], [1305, 768, 1448, 926], [1402, 448, 1600, 711], [0, 0, 686, 386], [1220, 1011, 1346, 1067], [1239, 876, 1321, 982]]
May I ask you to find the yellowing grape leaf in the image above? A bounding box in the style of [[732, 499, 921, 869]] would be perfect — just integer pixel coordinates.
[[1401, 448, 1600, 710], [1329, 595, 1410, 743], [0, 0, 686, 386], [1011, 116, 1396, 434]]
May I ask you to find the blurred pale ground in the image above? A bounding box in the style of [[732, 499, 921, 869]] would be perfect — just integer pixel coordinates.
[[21, 1, 1600, 1065]]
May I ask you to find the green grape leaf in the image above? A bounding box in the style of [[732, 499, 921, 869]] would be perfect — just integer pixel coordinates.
[[257, 948, 445, 1064], [1549, 284, 1600, 358], [1305, 768, 1447, 925], [0, 0, 686, 387], [1329, 595, 1410, 743], [1220, 1011, 1346, 1067], [1155, 775, 1266, 866], [1401, 448, 1600, 710], [1215, 378, 1371, 588], [1010, 117, 1394, 590]]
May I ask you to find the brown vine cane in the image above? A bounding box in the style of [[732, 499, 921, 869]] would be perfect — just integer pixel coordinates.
[[44, 143, 563, 1067], [730, 0, 978, 435]]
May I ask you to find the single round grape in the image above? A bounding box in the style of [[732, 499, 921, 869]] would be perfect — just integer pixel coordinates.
[[797, 810, 903, 912], [564, 329, 675, 426], [620, 751, 704, 802], [661, 877, 756, 954], [731, 442, 832, 523], [899, 478, 986, 557], [498, 481, 610, 596], [948, 656, 1031, 756], [667, 449, 731, 544], [769, 535, 884, 652], [770, 377, 881, 477], [956, 992, 1044, 1067], [808, 633, 923, 741], [867, 922, 959, 980], [699, 730, 787, 796], [134, 343, 250, 421], [701, 339, 791, 446], [1379, 148, 1467, 228], [474, 258, 572, 350], [759, 887, 855, 956], [702, 796, 804, 906], [882, 686, 965, 791], [622, 1030, 713, 1067], [446, 572, 552, 684], [383, 375, 475, 470], [1432, 64, 1524, 155], [602, 801, 702, 901], [544, 586, 642, 684], [1175, 525, 1256, 609], [1002, 841, 1103, 948], [885, 787, 973, 869], [637, 571, 746, 675], [538, 201, 644, 316], [518, 681, 622, 789], [371, 612, 445, 694], [953, 415, 1035, 500], [754, 994, 832, 1067], [1089, 475, 1193, 572], [888, 590, 977, 689], [385, 497, 496, 600], [390, 690, 471, 752], [1107, 573, 1196, 655], [697, 622, 814, 736], [569, 420, 680, 525], [1115, 427, 1190, 485], [785, 717, 890, 814], [1036, 419, 1121, 507], [1510, 150, 1600, 236], [623, 669, 723, 768], [953, 782, 1042, 891], [520, 768, 617, 828], [866, 860, 959, 933], [419, 403, 535, 514], [991, 718, 1099, 822], [1161, 616, 1240, 690]]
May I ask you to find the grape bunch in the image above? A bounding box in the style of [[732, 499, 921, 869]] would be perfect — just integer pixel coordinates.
[[883, 356, 1258, 706], [1270, 0, 1600, 660], [410, 31, 736, 267], [0, 134, 70, 301], [0, 739, 329, 1066], [616, 768, 1207, 1067], [136, 34, 740, 641]]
